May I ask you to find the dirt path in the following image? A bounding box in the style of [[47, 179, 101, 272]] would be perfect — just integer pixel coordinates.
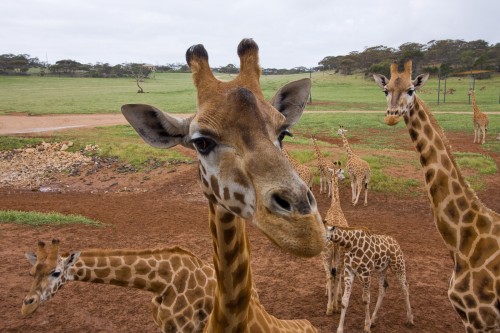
[[2, 111, 499, 135]]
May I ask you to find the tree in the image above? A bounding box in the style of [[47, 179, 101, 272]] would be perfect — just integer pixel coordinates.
[[125, 63, 152, 93]]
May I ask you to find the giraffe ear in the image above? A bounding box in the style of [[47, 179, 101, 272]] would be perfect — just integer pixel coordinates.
[[373, 74, 389, 89], [413, 74, 429, 90], [270, 78, 311, 127], [25, 252, 37, 266], [121, 104, 195, 150], [64, 251, 81, 268]]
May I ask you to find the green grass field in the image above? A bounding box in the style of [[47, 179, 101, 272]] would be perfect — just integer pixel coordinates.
[[1, 72, 499, 115], [0, 72, 498, 201]]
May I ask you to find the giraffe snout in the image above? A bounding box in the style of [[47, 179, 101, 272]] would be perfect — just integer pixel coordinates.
[[267, 187, 316, 216]]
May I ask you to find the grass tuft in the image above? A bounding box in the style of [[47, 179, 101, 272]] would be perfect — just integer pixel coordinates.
[[0, 210, 103, 226]]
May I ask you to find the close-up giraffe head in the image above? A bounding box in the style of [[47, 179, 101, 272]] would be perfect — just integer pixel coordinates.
[[21, 239, 80, 316], [373, 60, 429, 126], [122, 39, 324, 257]]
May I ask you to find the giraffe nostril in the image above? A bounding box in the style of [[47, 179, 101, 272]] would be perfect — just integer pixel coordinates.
[[24, 297, 35, 305], [272, 194, 292, 212]]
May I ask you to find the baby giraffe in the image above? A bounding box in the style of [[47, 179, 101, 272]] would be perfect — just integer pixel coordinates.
[[22, 239, 316, 333], [325, 226, 414, 333], [22, 239, 216, 332]]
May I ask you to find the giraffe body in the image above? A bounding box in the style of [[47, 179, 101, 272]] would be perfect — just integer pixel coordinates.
[[122, 39, 323, 332], [337, 126, 371, 206], [311, 135, 332, 196], [322, 162, 348, 315], [282, 147, 313, 189], [374, 61, 500, 333], [326, 227, 414, 333], [469, 89, 489, 144]]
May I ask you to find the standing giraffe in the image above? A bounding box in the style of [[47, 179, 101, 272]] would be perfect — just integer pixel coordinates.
[[322, 161, 347, 315], [22, 239, 317, 332], [311, 135, 331, 196], [282, 147, 314, 189], [122, 39, 324, 333], [468, 89, 489, 144], [326, 226, 414, 333], [21, 239, 216, 332], [373, 60, 500, 333], [337, 126, 371, 206]]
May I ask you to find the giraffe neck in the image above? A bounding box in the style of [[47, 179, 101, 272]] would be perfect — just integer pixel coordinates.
[[404, 97, 490, 252], [312, 138, 326, 168], [470, 93, 480, 116], [68, 247, 204, 293], [206, 202, 252, 333], [341, 134, 353, 160], [330, 228, 362, 248]]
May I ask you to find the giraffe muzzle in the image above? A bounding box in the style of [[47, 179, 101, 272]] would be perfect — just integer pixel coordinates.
[[384, 110, 402, 126]]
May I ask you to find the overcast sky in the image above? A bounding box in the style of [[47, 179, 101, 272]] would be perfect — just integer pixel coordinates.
[[1, 0, 498, 69]]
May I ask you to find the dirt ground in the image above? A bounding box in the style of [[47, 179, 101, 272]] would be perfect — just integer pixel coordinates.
[[1, 116, 499, 333]]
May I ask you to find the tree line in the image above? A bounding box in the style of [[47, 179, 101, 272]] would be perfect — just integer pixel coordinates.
[[318, 39, 499, 78], [1, 39, 499, 78]]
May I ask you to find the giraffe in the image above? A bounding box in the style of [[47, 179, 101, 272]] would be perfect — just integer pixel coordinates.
[[325, 226, 414, 333], [322, 161, 348, 315], [282, 146, 314, 189], [311, 135, 331, 196], [22, 239, 317, 332], [337, 126, 371, 206], [468, 89, 489, 144], [373, 60, 500, 333], [21, 239, 216, 332], [121, 39, 324, 333]]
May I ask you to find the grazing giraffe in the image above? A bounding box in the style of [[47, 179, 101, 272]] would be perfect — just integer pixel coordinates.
[[282, 147, 314, 189], [122, 39, 323, 333], [322, 161, 347, 315], [311, 135, 331, 196], [468, 89, 489, 144], [373, 60, 500, 333], [326, 226, 414, 333], [21, 239, 216, 332], [337, 126, 371, 206]]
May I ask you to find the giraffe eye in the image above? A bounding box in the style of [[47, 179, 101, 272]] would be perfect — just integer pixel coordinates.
[[407, 89, 415, 96], [51, 271, 61, 278], [190, 137, 216, 155]]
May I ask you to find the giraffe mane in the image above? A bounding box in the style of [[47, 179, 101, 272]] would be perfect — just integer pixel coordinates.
[[338, 225, 372, 236]]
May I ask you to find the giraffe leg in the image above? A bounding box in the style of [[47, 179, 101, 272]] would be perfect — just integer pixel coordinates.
[[353, 180, 363, 206], [319, 171, 324, 194], [350, 178, 356, 204], [332, 246, 344, 313], [481, 126, 486, 144], [337, 270, 355, 333], [323, 248, 335, 315], [363, 181, 368, 206], [370, 270, 388, 326], [394, 267, 414, 326], [360, 274, 373, 333]]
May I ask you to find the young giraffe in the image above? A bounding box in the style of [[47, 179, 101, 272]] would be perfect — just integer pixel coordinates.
[[21, 239, 216, 332], [322, 161, 347, 315], [468, 89, 489, 144], [282, 146, 314, 189], [311, 135, 331, 196], [325, 226, 414, 333], [337, 126, 371, 206], [122, 39, 324, 333], [374, 60, 500, 333]]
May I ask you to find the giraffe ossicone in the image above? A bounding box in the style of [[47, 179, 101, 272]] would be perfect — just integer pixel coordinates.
[[373, 60, 500, 333], [122, 38, 322, 332]]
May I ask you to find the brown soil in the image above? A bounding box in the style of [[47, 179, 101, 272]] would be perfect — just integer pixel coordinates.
[[1, 117, 499, 333]]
